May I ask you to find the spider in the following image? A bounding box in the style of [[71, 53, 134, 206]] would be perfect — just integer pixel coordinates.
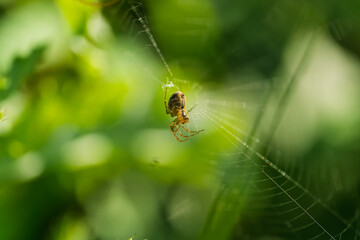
[[164, 88, 204, 142]]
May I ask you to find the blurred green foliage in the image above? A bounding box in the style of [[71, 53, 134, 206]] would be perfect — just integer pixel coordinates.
[[0, 0, 359, 240]]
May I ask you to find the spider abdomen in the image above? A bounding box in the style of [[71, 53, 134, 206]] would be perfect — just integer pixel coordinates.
[[168, 91, 186, 117]]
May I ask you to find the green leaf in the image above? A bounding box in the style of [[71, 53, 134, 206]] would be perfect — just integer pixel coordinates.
[[0, 45, 46, 100]]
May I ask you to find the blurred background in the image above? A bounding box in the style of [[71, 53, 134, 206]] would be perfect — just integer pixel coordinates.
[[0, 0, 359, 239]]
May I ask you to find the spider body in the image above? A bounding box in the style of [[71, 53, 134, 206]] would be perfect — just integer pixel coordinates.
[[167, 91, 189, 122], [164, 89, 203, 142]]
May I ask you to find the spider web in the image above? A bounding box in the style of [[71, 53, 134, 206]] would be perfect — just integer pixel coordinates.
[[82, 0, 360, 239], [196, 29, 360, 239]]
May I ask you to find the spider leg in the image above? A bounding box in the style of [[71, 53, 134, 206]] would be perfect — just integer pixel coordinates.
[[164, 87, 170, 114], [172, 119, 201, 138], [185, 104, 205, 133], [170, 119, 188, 142], [175, 124, 195, 138], [187, 104, 198, 113], [179, 123, 204, 134]]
